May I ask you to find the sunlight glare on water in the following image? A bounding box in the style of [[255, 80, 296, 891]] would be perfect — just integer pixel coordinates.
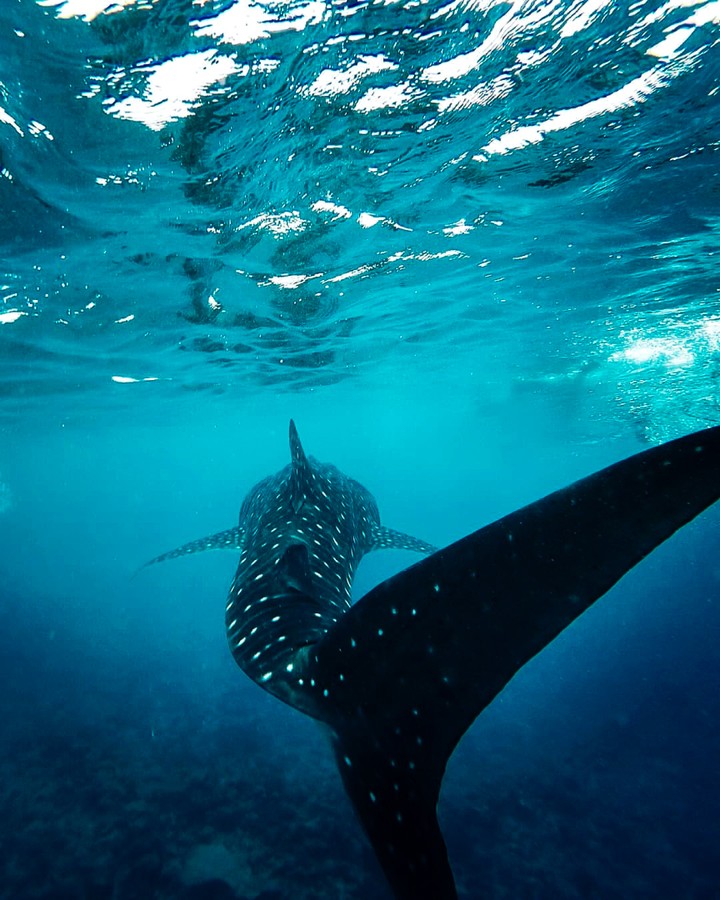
[[0, 0, 717, 441]]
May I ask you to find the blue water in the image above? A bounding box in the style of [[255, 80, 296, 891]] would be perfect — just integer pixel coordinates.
[[1, 0, 719, 897]]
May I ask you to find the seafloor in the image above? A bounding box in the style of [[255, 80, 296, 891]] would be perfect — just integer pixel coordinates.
[[2, 568, 717, 900]]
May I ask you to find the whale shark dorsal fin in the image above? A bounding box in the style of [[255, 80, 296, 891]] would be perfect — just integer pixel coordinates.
[[309, 424, 720, 898], [373, 525, 437, 555], [289, 419, 315, 513], [142, 525, 245, 569]]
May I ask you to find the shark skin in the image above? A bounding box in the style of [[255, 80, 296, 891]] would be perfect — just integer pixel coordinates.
[[145, 420, 720, 900]]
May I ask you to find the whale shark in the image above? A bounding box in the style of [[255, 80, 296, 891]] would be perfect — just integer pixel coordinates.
[[144, 421, 720, 899]]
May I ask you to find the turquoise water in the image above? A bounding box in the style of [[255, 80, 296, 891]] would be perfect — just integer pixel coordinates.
[[0, 1, 719, 898]]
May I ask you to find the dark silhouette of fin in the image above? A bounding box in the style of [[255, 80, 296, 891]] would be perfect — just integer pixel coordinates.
[[142, 526, 245, 569], [310, 425, 720, 899], [373, 525, 438, 555], [330, 724, 458, 899]]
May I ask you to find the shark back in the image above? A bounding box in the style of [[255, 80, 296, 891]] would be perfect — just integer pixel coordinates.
[[146, 421, 436, 714]]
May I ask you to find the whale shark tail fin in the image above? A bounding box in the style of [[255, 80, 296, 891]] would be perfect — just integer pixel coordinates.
[[331, 722, 457, 900], [310, 425, 720, 898]]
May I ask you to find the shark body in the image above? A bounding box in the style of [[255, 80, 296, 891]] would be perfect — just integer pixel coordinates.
[[146, 421, 720, 899]]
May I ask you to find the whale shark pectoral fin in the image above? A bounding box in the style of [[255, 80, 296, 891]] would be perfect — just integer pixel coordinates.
[[141, 526, 245, 569], [311, 424, 720, 899], [372, 526, 437, 555]]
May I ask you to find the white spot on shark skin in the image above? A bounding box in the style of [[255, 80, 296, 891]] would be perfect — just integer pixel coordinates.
[[261, 671, 273, 682]]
